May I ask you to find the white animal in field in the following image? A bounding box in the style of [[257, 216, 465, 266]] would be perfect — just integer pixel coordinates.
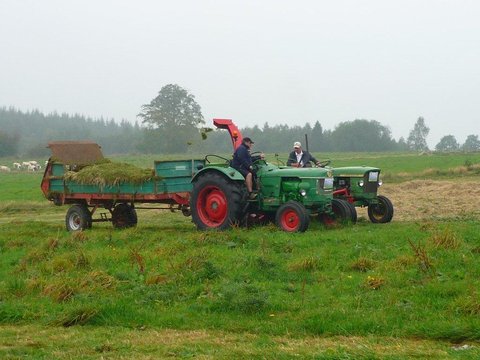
[[27, 164, 41, 172], [13, 162, 22, 170], [21, 161, 30, 169], [0, 165, 11, 172]]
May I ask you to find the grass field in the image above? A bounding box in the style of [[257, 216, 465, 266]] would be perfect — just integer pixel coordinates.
[[1, 152, 480, 359]]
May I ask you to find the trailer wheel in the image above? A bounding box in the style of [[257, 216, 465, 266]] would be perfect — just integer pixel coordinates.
[[319, 199, 352, 226], [368, 195, 394, 223], [66, 204, 92, 232], [191, 172, 246, 230], [275, 201, 309, 232], [112, 203, 138, 229]]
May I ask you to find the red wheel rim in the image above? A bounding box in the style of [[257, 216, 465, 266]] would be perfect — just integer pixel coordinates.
[[196, 186, 228, 227], [280, 209, 300, 231]]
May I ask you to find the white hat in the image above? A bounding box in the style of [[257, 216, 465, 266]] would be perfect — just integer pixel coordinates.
[[293, 141, 301, 148]]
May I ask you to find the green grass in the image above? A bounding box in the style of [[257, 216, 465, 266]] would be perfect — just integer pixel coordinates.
[[0, 172, 44, 202], [1, 214, 480, 355], [1, 152, 480, 357]]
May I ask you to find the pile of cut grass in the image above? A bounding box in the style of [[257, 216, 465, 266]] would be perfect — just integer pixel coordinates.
[[63, 160, 158, 187]]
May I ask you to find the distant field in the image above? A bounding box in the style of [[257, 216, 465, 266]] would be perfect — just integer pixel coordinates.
[[1, 152, 480, 358], [2, 150, 480, 177]]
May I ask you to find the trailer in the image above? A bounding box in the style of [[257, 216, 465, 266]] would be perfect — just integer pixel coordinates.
[[41, 141, 204, 231]]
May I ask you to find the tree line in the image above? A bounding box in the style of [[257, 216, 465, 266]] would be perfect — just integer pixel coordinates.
[[1, 84, 479, 157]]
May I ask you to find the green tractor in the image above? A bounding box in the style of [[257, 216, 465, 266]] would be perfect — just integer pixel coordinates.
[[190, 119, 353, 232], [331, 166, 394, 223]]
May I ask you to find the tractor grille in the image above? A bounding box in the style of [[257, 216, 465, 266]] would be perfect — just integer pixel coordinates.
[[364, 172, 379, 193]]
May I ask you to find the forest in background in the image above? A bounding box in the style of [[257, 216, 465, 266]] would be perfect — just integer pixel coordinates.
[[0, 104, 478, 157], [0, 107, 405, 157]]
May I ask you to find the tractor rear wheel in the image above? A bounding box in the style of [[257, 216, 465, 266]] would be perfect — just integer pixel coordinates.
[[275, 201, 310, 232], [191, 172, 247, 230], [345, 201, 357, 224], [65, 204, 92, 232], [319, 199, 352, 226], [368, 195, 394, 223], [112, 203, 138, 229]]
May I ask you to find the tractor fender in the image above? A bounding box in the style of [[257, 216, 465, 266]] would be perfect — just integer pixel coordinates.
[[191, 166, 245, 183]]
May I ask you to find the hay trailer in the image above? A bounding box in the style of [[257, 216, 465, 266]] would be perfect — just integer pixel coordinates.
[[41, 141, 204, 231]]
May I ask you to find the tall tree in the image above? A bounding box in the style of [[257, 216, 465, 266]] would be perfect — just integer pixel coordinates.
[[435, 135, 459, 152], [407, 117, 430, 151], [138, 84, 204, 153], [310, 121, 323, 151], [462, 134, 480, 152]]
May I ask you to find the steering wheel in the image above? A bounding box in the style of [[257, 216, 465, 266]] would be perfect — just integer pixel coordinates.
[[204, 154, 231, 164], [274, 153, 285, 166], [317, 159, 331, 168], [251, 151, 266, 165]]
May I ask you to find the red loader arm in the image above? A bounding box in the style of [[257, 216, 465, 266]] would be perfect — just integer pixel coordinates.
[[213, 118, 243, 151]]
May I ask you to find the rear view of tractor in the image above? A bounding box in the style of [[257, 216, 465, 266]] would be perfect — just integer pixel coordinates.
[[332, 166, 394, 223]]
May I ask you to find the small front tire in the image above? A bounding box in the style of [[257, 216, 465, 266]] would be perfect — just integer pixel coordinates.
[[368, 195, 394, 223], [275, 201, 310, 232]]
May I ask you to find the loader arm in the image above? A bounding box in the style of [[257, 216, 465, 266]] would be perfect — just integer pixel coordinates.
[[213, 118, 243, 150]]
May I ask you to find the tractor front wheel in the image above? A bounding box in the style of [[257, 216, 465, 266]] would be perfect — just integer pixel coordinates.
[[191, 172, 246, 230], [368, 195, 394, 223], [65, 204, 92, 232], [319, 199, 352, 226], [112, 203, 138, 229], [275, 201, 310, 232]]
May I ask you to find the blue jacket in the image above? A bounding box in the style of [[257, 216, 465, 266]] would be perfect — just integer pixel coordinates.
[[232, 143, 252, 172]]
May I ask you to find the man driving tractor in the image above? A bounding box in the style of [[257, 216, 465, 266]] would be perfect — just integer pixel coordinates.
[[231, 137, 264, 199], [287, 141, 321, 168]]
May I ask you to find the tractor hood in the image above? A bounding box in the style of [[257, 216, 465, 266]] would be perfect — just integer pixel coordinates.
[[259, 165, 333, 179], [330, 166, 380, 178]]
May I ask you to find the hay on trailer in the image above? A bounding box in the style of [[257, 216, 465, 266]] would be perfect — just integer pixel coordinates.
[[63, 160, 159, 187]]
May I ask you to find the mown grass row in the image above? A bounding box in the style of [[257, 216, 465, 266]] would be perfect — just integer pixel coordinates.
[[3, 324, 475, 359], [1, 215, 480, 344]]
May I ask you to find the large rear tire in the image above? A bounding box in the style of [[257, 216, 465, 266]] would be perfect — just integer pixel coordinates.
[[275, 201, 310, 232], [319, 199, 352, 226], [112, 203, 138, 229], [65, 204, 92, 232], [191, 172, 247, 230], [368, 195, 394, 223], [345, 201, 357, 224]]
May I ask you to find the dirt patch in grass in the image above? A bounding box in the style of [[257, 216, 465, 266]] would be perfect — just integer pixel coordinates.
[[361, 179, 480, 222]]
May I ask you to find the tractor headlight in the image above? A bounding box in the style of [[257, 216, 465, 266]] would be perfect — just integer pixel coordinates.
[[378, 180, 383, 186], [358, 180, 364, 187], [299, 189, 307, 197]]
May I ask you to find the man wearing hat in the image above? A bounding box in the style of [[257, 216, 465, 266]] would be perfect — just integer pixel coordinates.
[[287, 141, 321, 168], [232, 137, 263, 199]]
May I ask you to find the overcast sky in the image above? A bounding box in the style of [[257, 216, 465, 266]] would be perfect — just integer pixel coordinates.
[[1, 0, 479, 147]]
